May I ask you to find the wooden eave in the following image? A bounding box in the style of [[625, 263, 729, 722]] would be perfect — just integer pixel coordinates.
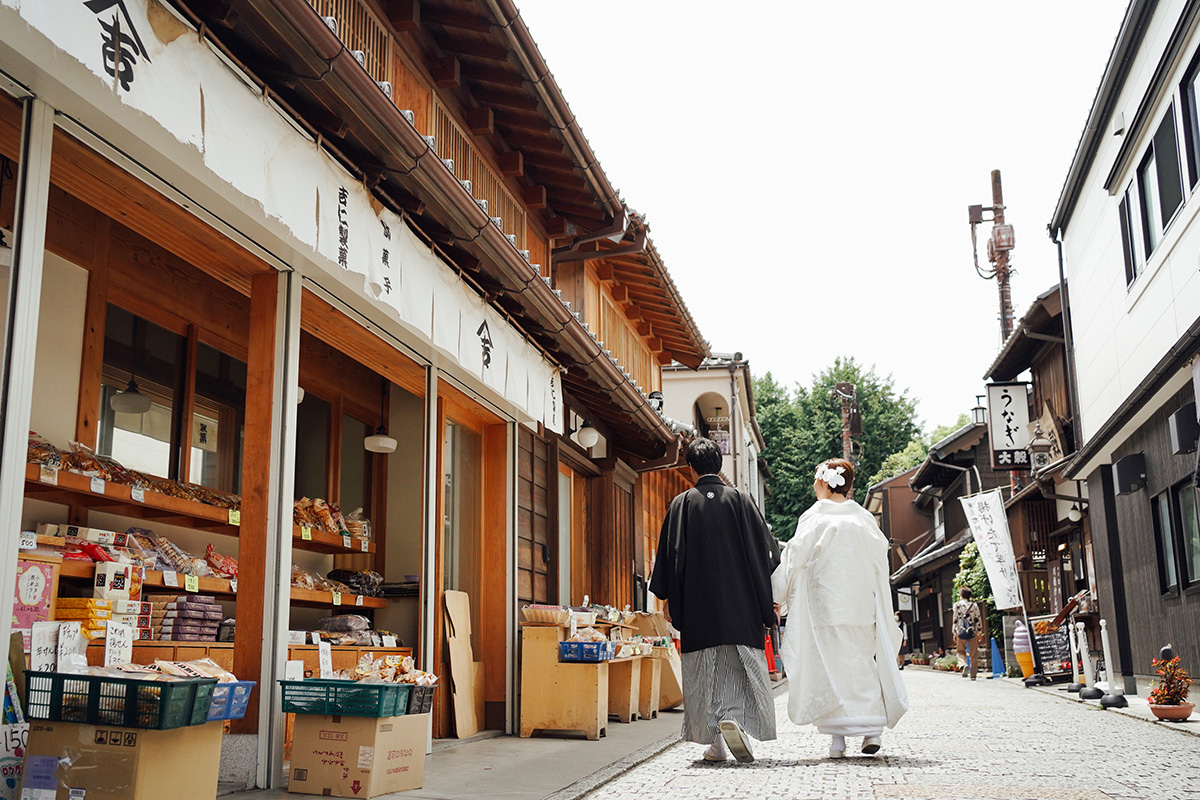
[[173, 0, 675, 457]]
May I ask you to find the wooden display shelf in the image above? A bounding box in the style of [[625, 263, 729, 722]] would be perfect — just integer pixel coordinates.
[[83, 641, 412, 671], [289, 587, 386, 609], [59, 561, 385, 608], [292, 525, 375, 554], [23, 463, 238, 534]]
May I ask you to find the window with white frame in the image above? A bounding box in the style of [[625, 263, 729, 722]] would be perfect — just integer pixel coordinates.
[[1120, 103, 1185, 286]]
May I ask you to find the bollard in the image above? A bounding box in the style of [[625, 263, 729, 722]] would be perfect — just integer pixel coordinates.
[[1099, 619, 1128, 708], [1078, 621, 1103, 700], [1066, 620, 1083, 692]]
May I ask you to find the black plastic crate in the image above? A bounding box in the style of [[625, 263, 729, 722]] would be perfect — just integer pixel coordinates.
[[25, 671, 216, 730], [280, 679, 411, 717], [406, 684, 435, 715]]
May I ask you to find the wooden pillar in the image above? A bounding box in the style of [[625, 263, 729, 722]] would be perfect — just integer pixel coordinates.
[[73, 217, 109, 448], [482, 422, 508, 730], [231, 271, 278, 733]]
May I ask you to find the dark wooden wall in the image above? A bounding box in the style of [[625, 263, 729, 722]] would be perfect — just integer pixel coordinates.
[[1092, 383, 1200, 681]]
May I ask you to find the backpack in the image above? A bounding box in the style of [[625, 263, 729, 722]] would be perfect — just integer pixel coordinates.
[[956, 620, 976, 640]]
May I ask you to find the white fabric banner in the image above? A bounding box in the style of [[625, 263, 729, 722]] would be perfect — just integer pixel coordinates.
[[504, 338, 529, 411], [524, 360, 546, 426], [201, 61, 271, 204], [481, 306, 509, 395], [959, 489, 1023, 610], [431, 261, 461, 358], [397, 228, 434, 338], [368, 209, 403, 302], [263, 134, 320, 249], [543, 368, 563, 435]]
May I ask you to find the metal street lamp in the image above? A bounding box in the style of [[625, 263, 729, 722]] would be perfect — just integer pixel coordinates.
[[1028, 421, 1053, 472]]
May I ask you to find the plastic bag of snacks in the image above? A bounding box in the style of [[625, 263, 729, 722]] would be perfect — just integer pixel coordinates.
[[27, 432, 62, 469], [319, 614, 371, 632], [344, 508, 372, 542], [155, 658, 237, 683], [205, 543, 238, 579], [152, 533, 212, 577]]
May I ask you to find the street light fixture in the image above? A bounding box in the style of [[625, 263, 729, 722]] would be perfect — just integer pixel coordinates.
[[1028, 421, 1053, 472], [972, 395, 987, 426]]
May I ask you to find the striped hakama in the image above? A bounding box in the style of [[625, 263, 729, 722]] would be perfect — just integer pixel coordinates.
[[680, 645, 776, 744]]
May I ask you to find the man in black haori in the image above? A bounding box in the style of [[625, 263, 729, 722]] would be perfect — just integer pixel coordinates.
[[650, 438, 780, 763]]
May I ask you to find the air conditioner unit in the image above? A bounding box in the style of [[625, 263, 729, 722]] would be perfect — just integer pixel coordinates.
[[1112, 453, 1146, 495], [1169, 402, 1198, 454]]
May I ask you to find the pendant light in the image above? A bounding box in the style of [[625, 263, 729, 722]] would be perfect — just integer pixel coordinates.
[[364, 378, 397, 453], [110, 315, 152, 414]]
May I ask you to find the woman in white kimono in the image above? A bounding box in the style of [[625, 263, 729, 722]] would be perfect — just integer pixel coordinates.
[[772, 458, 908, 758]]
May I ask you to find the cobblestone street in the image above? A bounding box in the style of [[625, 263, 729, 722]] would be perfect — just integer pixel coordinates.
[[580, 668, 1200, 800]]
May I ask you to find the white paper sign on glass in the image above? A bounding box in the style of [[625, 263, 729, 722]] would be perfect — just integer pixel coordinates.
[[57, 622, 84, 669], [30, 622, 59, 672], [959, 489, 1023, 610], [105, 623, 135, 667]]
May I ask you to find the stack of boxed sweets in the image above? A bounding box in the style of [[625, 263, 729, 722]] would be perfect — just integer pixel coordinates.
[[148, 594, 224, 641], [56, 598, 152, 641]]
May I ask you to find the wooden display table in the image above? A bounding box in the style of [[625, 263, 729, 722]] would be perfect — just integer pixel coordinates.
[[638, 656, 661, 720], [519, 624, 608, 740], [607, 656, 641, 723]]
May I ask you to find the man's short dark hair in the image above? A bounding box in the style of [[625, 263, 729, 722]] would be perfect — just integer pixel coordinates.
[[960, 587, 973, 600], [687, 438, 723, 475]]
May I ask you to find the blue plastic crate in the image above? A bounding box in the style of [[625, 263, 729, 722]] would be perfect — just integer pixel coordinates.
[[208, 681, 256, 721], [558, 641, 615, 662]]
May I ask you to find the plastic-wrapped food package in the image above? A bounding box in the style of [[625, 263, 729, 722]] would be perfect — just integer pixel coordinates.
[[319, 614, 371, 632], [151, 533, 212, 577], [290, 564, 334, 591], [344, 508, 372, 542], [155, 658, 237, 683], [63, 440, 112, 479], [326, 569, 384, 597], [205, 544, 238, 579], [27, 432, 62, 469]]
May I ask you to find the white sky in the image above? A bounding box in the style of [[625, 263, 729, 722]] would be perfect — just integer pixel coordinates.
[[513, 0, 1131, 434]]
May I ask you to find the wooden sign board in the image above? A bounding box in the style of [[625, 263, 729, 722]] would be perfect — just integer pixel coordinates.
[[443, 590, 478, 738]]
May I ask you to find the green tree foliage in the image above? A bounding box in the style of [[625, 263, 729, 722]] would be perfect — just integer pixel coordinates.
[[753, 357, 920, 540], [868, 412, 972, 487], [952, 542, 1004, 645]]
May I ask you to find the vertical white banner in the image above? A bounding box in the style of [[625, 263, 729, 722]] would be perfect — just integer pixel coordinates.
[[544, 368, 563, 434], [987, 382, 1031, 470], [959, 489, 1023, 610], [481, 306, 509, 395]]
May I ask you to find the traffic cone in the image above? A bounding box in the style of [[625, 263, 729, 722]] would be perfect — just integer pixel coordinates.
[[990, 637, 1006, 679]]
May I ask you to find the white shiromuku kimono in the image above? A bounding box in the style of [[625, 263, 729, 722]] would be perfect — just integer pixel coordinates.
[[772, 499, 908, 737]]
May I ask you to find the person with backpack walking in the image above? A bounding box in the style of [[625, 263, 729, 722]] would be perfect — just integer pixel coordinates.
[[953, 586, 982, 680]]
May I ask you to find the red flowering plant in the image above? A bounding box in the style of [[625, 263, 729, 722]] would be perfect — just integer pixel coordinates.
[[1148, 656, 1192, 706]]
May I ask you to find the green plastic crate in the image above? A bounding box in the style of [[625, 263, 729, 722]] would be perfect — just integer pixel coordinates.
[[279, 679, 411, 717], [25, 671, 217, 730]]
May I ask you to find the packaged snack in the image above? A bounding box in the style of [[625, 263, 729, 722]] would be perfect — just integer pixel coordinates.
[[319, 614, 371, 632], [27, 432, 62, 469], [344, 508, 372, 542], [205, 543, 238, 578]]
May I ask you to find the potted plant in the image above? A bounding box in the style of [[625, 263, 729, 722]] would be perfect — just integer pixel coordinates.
[[1148, 654, 1192, 721]]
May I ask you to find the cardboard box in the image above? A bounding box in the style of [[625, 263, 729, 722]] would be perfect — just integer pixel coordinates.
[[20, 720, 222, 800], [93, 563, 133, 601], [290, 713, 428, 798], [55, 598, 113, 611]]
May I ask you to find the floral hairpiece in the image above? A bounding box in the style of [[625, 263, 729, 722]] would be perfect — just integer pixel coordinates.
[[816, 463, 847, 489]]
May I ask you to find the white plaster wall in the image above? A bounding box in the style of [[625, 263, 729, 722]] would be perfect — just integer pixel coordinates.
[[1063, 0, 1200, 442]]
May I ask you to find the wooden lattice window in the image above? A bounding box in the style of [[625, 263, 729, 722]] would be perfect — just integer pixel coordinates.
[[307, 0, 391, 84]]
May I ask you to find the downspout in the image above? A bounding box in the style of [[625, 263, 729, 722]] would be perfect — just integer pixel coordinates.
[[730, 364, 739, 488], [1049, 225, 1083, 444]]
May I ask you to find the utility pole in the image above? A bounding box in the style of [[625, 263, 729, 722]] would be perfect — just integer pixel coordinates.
[[969, 169, 1017, 344], [833, 382, 859, 464]]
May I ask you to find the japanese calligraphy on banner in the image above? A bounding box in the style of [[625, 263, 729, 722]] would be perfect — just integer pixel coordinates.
[[544, 368, 564, 434], [959, 489, 1022, 610], [986, 382, 1031, 470]]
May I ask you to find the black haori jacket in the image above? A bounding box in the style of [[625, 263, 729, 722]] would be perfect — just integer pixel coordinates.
[[650, 475, 781, 653]]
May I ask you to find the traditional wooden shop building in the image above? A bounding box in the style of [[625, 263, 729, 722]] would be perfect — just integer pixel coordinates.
[[0, 0, 706, 789]]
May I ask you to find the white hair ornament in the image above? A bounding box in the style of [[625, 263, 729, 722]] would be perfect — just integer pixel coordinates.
[[816, 463, 847, 489]]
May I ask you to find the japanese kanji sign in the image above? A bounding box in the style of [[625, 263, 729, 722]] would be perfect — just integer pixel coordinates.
[[986, 382, 1031, 470], [959, 489, 1023, 610]]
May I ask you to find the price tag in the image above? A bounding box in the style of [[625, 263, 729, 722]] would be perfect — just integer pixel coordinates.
[[19, 531, 37, 550], [355, 595, 364, 607], [331, 591, 342, 606], [311, 631, 322, 645], [184, 574, 199, 593], [301, 526, 312, 541], [381, 635, 398, 648], [30, 622, 60, 672], [318, 641, 333, 679], [162, 570, 179, 588], [57, 622, 83, 667], [342, 535, 352, 549], [360, 538, 369, 553], [228, 509, 241, 526], [130, 487, 145, 503], [38, 466, 58, 485], [229, 579, 238, 593], [104, 622, 134, 667], [90, 477, 105, 495]]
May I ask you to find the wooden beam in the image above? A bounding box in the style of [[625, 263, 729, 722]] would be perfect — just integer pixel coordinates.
[[435, 35, 509, 62], [550, 201, 605, 221], [74, 216, 109, 450], [231, 271, 279, 734], [422, 7, 491, 33], [387, 0, 420, 32], [460, 65, 525, 88], [646, 337, 663, 353], [595, 263, 613, 282], [656, 351, 674, 365], [499, 128, 562, 152], [608, 283, 627, 303], [521, 184, 547, 209], [634, 319, 652, 337], [465, 106, 494, 135], [624, 304, 643, 321], [431, 57, 460, 88], [544, 217, 572, 238], [191, 0, 238, 28], [498, 151, 523, 177]]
